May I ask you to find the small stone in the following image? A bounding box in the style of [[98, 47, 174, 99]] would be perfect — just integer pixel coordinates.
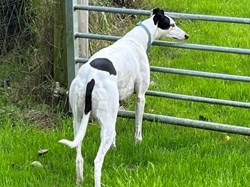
[[30, 161, 43, 168]]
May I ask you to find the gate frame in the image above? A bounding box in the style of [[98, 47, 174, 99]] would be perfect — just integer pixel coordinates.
[[64, 1, 250, 136]]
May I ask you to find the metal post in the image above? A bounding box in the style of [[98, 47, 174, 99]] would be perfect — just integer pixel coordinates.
[[75, 33, 250, 55], [65, 0, 78, 88], [118, 111, 250, 136], [74, 5, 250, 24]]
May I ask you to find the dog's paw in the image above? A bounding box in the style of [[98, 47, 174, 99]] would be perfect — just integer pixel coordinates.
[[134, 137, 142, 144], [134, 132, 142, 143], [75, 178, 83, 185]]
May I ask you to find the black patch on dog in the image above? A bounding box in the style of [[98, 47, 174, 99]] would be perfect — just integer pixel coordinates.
[[152, 8, 171, 30], [90, 58, 117, 75], [158, 16, 171, 30], [85, 79, 95, 114]]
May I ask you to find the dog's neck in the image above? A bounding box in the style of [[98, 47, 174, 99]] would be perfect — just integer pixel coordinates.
[[136, 22, 152, 52], [122, 17, 158, 53]]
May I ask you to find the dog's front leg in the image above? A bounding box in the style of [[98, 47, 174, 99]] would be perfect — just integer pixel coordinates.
[[134, 93, 145, 142]]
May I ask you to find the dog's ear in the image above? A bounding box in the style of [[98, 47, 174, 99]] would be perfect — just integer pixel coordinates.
[[152, 8, 161, 15], [152, 8, 165, 25]]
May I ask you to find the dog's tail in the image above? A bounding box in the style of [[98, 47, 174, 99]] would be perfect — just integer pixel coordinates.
[[59, 79, 95, 148], [58, 113, 90, 148]]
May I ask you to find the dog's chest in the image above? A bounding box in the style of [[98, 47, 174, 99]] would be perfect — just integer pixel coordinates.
[[115, 64, 149, 100]]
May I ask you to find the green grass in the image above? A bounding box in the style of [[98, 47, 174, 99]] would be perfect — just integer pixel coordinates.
[[0, 115, 249, 187], [1, 0, 250, 186]]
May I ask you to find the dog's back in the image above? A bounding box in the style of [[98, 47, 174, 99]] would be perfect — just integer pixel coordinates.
[[76, 37, 148, 104]]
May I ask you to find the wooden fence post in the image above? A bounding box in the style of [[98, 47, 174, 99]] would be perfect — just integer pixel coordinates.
[[53, 0, 88, 87], [53, 0, 67, 86], [75, 0, 89, 74]]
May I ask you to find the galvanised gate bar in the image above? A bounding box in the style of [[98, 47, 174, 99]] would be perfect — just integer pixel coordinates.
[[65, 0, 250, 136]]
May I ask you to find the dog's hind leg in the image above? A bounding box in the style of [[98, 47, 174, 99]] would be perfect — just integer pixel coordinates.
[[60, 110, 90, 183], [74, 113, 90, 184], [59, 102, 90, 184], [93, 89, 119, 187], [71, 114, 83, 184], [76, 143, 83, 184], [94, 123, 116, 187]]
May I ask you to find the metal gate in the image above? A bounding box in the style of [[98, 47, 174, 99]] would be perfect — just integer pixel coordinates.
[[65, 1, 250, 136]]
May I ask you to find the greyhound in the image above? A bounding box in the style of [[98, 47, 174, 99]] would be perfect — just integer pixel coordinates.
[[59, 8, 189, 187]]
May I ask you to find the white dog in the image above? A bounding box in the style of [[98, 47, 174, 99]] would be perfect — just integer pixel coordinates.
[[59, 8, 189, 187]]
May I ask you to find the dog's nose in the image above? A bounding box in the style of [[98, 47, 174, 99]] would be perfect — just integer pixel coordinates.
[[185, 34, 189, 39]]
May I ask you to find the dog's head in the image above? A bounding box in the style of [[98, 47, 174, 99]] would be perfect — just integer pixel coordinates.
[[152, 8, 189, 40]]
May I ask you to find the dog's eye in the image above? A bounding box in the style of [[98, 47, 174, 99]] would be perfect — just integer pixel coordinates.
[[170, 24, 175, 27]]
